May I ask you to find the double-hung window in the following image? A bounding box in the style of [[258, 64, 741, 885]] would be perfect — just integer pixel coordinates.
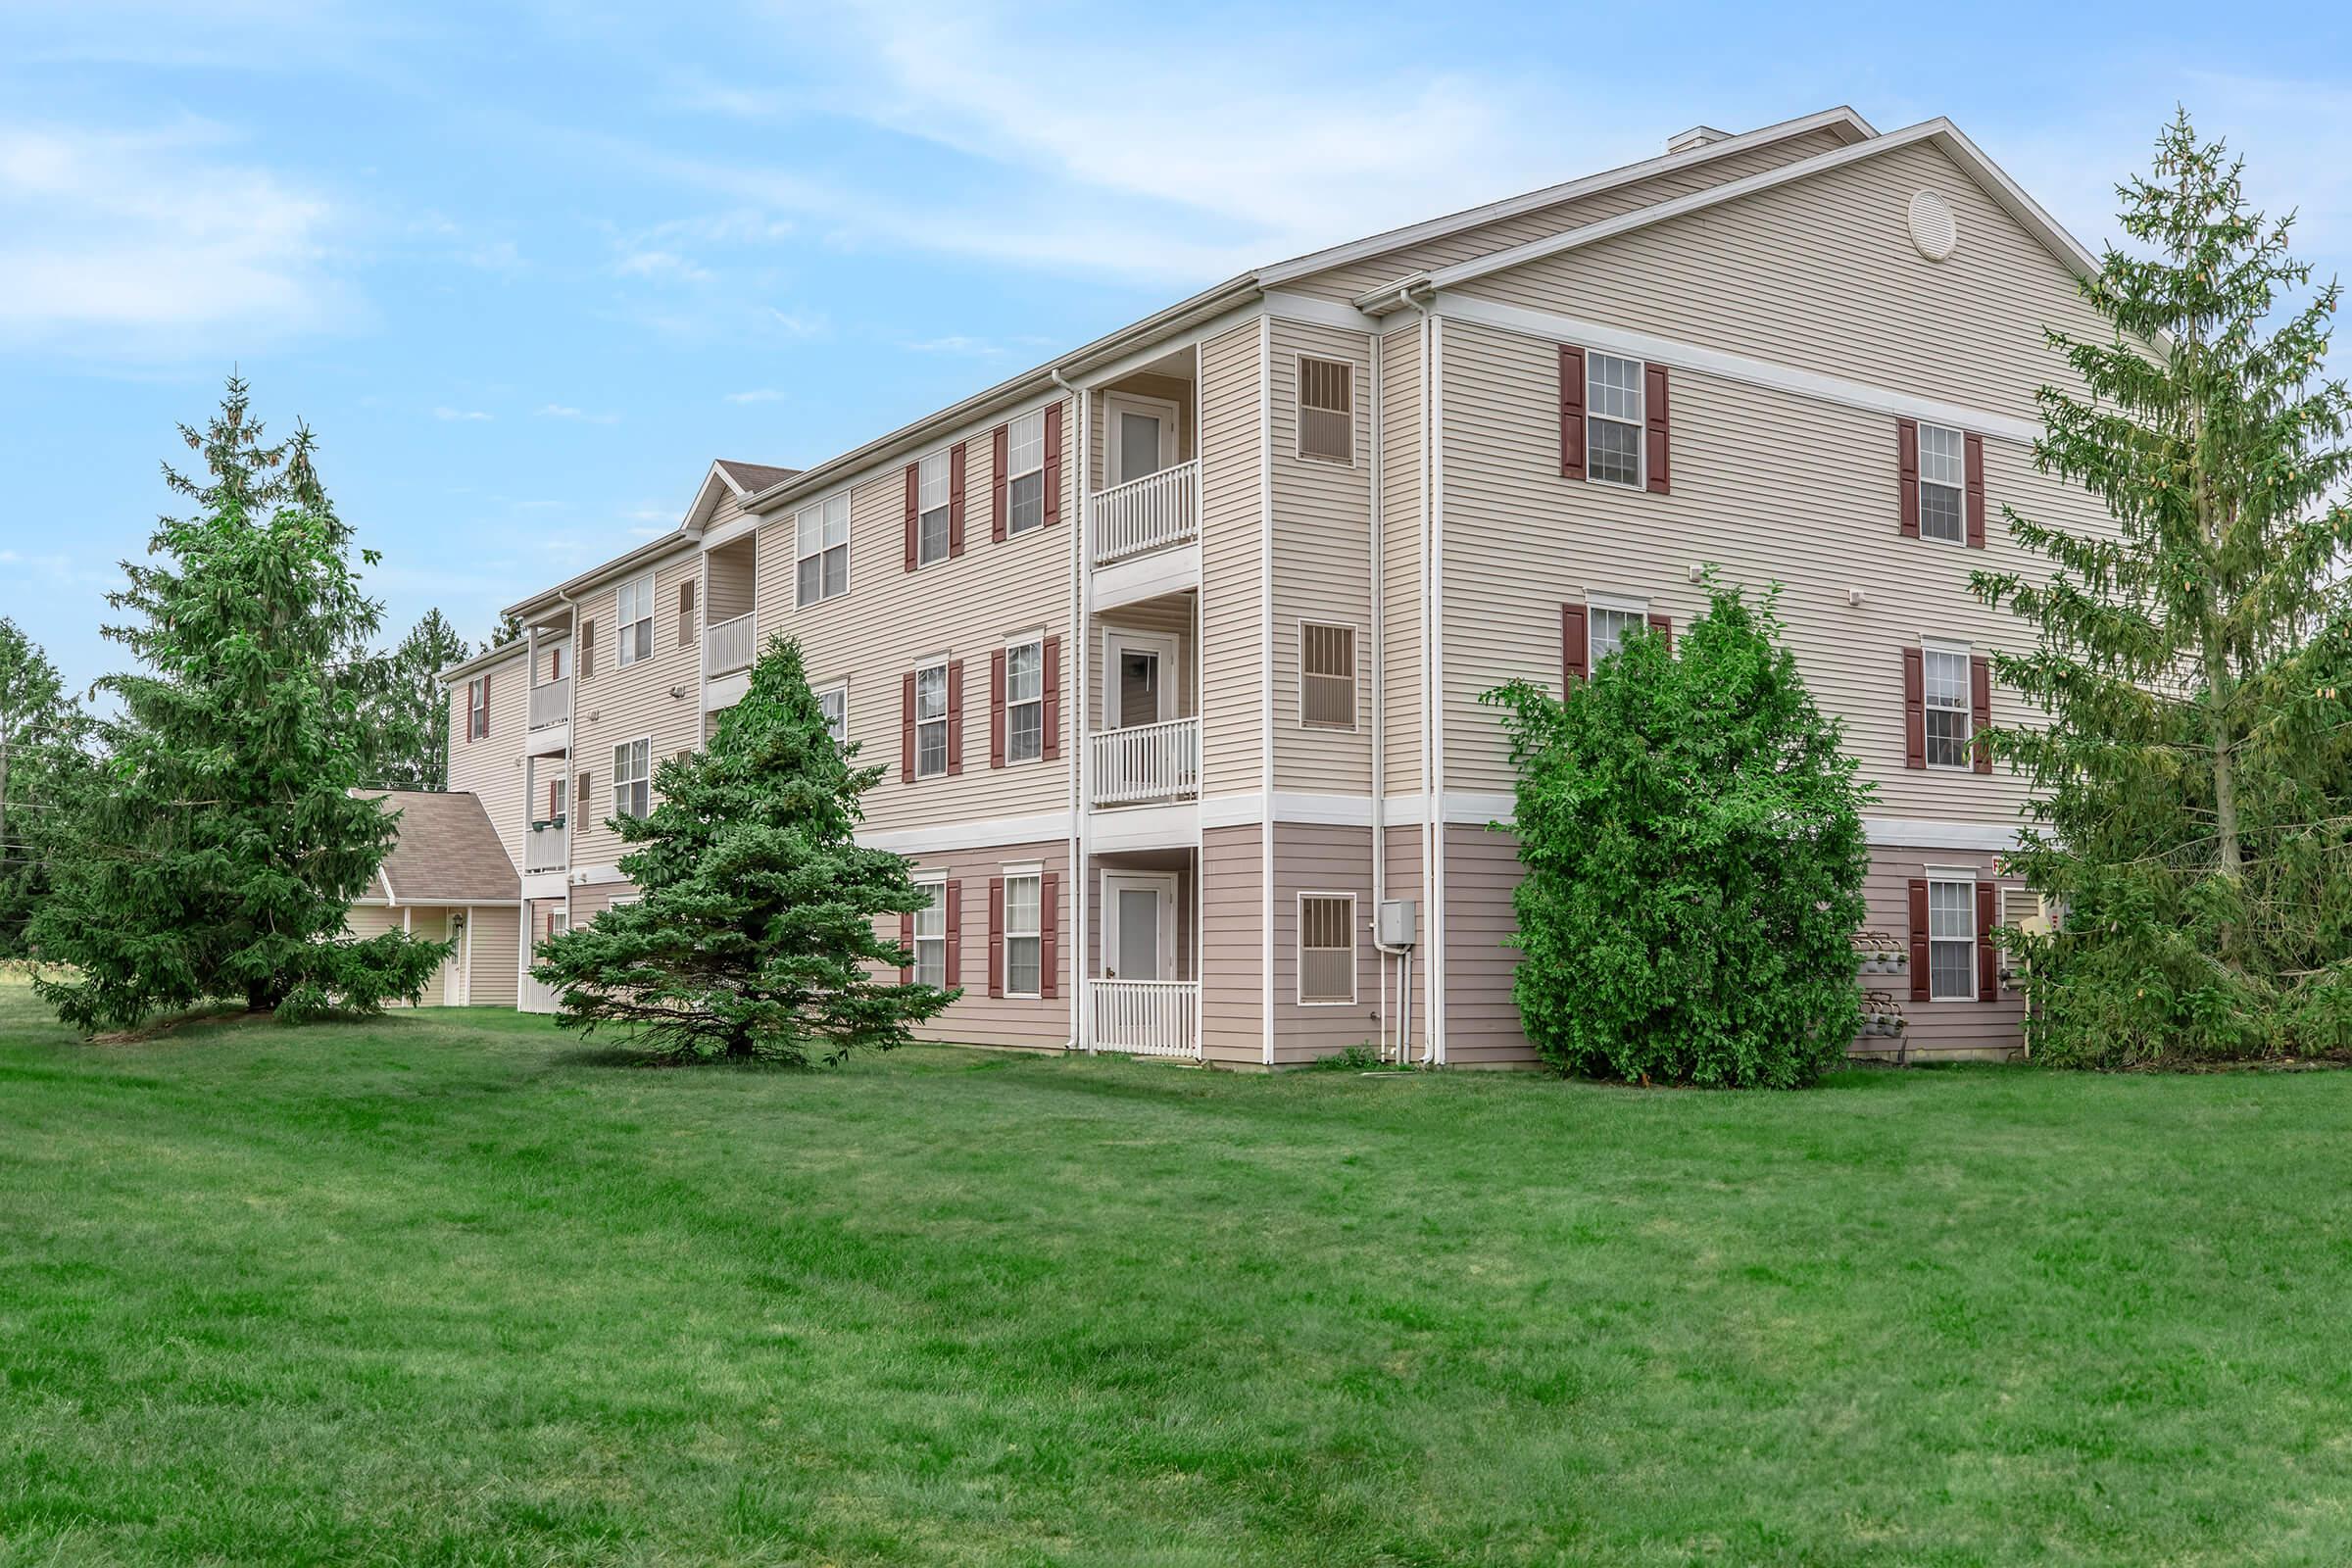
[[1928, 877, 1977, 1000], [1586, 352, 1644, 487], [1004, 641, 1044, 763], [916, 451, 952, 566], [1918, 423, 1967, 543], [797, 493, 849, 606], [612, 737, 651, 819], [912, 878, 948, 989], [615, 575, 654, 666], [1922, 645, 1972, 768], [1004, 871, 1042, 996], [1004, 412, 1046, 535], [914, 662, 950, 777], [466, 677, 490, 740], [816, 682, 848, 747], [1588, 601, 1646, 667]]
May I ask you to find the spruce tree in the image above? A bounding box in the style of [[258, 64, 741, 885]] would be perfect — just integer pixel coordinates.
[[483, 610, 525, 653], [531, 635, 954, 1064], [32, 377, 447, 1030], [1973, 111, 2352, 1064], [0, 619, 86, 956], [362, 609, 471, 790]]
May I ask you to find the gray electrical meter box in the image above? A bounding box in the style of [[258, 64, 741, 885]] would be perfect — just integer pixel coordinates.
[[1376, 899, 1418, 949]]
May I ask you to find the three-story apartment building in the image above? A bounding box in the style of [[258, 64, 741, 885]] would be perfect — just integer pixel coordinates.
[[438, 106, 2113, 1066]]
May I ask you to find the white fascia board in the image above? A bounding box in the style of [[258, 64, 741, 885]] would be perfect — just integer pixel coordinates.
[[857, 810, 1076, 857]]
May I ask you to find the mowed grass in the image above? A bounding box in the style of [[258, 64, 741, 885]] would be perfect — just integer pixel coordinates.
[[4, 984, 2352, 1566]]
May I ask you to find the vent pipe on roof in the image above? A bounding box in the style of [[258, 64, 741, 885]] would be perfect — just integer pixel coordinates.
[[1667, 124, 1732, 155]]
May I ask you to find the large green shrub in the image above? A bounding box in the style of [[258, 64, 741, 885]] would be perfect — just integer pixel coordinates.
[[1483, 583, 1871, 1088]]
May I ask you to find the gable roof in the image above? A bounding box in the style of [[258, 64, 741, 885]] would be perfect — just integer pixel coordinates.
[[714, 460, 799, 493], [1354, 118, 2100, 314], [354, 790, 520, 906]]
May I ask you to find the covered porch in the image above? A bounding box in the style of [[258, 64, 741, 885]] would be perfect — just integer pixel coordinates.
[[1085, 846, 1200, 1059]]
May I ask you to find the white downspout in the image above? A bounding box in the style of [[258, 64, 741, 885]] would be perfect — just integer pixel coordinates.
[[1415, 288, 1444, 1066], [1053, 367, 1086, 1052], [1366, 320, 1410, 1063]]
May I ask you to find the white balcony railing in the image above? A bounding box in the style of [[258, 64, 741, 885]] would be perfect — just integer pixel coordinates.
[[1088, 716, 1200, 808], [704, 612, 756, 680], [524, 819, 567, 873], [1091, 459, 1199, 565], [1090, 980, 1200, 1058], [521, 970, 564, 1015], [528, 677, 570, 731]]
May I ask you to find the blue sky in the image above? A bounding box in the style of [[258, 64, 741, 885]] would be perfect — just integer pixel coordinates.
[[5, 1, 2350, 698]]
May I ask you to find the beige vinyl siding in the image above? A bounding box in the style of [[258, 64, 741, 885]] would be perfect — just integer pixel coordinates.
[[565, 881, 636, 924], [1460, 138, 2107, 425], [1200, 823, 1263, 1066], [752, 396, 1075, 838], [703, 556, 756, 625], [1198, 322, 1265, 800], [533, 638, 569, 686], [1430, 316, 2109, 821], [465, 906, 519, 1008], [1269, 825, 1380, 1064], [1268, 320, 1375, 797], [446, 648, 530, 870], [568, 548, 706, 872], [899, 840, 1072, 1049], [1287, 127, 1853, 303], [1090, 599, 1197, 732], [1379, 326, 1424, 798], [1089, 372, 1196, 492]]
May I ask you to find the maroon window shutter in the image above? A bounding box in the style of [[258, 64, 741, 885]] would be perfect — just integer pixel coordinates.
[[1902, 648, 1926, 769], [551, 646, 563, 682], [1557, 345, 1586, 479], [946, 660, 964, 775], [1970, 655, 1993, 773], [1907, 879, 1932, 1002], [1041, 636, 1061, 760], [1896, 418, 1921, 538], [989, 649, 1007, 768], [948, 441, 966, 558], [480, 672, 492, 738], [900, 910, 914, 986], [1039, 870, 1059, 999], [1043, 403, 1063, 526], [987, 877, 1004, 998], [1646, 612, 1673, 652], [1643, 364, 1671, 494], [1964, 431, 1987, 549], [991, 423, 1009, 543], [1560, 603, 1590, 686], [580, 620, 594, 680], [678, 581, 696, 648], [1976, 880, 1999, 1004], [903, 463, 919, 571], [464, 681, 475, 743], [901, 671, 917, 783], [945, 880, 962, 988]]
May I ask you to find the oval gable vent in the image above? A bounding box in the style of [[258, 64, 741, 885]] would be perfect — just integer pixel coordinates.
[[1908, 190, 1958, 262]]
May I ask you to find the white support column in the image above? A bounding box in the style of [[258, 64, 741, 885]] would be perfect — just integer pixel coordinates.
[[1257, 315, 1276, 1067]]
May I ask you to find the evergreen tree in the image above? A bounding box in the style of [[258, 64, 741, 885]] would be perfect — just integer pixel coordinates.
[[361, 609, 471, 790], [32, 377, 446, 1030], [531, 634, 953, 1064], [0, 619, 87, 956], [1483, 582, 1872, 1088], [483, 610, 525, 653], [1973, 111, 2352, 1064]]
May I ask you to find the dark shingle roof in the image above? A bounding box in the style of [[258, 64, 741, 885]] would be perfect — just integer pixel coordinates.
[[714, 460, 800, 493], [355, 790, 520, 905]]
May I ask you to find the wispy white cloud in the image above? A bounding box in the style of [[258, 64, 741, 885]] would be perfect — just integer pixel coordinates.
[[433, 406, 493, 421], [536, 404, 620, 424], [725, 387, 783, 403], [613, 248, 712, 282], [906, 334, 1005, 357]]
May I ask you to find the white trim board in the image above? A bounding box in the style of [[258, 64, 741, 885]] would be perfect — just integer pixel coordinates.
[[858, 810, 1075, 856]]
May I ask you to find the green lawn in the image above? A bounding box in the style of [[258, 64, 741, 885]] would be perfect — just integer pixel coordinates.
[[4, 985, 2351, 1566]]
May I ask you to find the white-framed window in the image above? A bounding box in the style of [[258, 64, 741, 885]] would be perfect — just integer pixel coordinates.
[[815, 681, 848, 747], [1004, 870, 1042, 997], [1588, 598, 1648, 667], [797, 492, 849, 606], [615, 574, 655, 666], [1919, 422, 1967, 543], [611, 736, 651, 819], [1927, 874, 1978, 1001], [912, 876, 948, 989], [1004, 410, 1046, 535], [916, 450, 952, 566], [1586, 352, 1644, 488], [1923, 643, 1973, 769], [1004, 640, 1044, 763], [1299, 621, 1356, 730], [466, 676, 490, 739], [1298, 893, 1357, 1005], [914, 662, 949, 778], [608, 893, 641, 911], [1297, 355, 1353, 464]]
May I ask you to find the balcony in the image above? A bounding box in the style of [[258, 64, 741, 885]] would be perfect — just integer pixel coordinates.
[[1091, 460, 1198, 566], [704, 612, 756, 682], [524, 818, 567, 873], [528, 677, 570, 731], [1089, 979, 1200, 1059], [1089, 716, 1199, 808]]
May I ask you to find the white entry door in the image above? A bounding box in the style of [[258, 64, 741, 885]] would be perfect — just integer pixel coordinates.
[[440, 910, 469, 1006], [1104, 394, 1179, 487], [1102, 872, 1177, 982], [1102, 628, 1178, 730]]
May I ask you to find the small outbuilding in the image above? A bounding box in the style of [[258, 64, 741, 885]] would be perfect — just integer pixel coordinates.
[[347, 790, 523, 1007]]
